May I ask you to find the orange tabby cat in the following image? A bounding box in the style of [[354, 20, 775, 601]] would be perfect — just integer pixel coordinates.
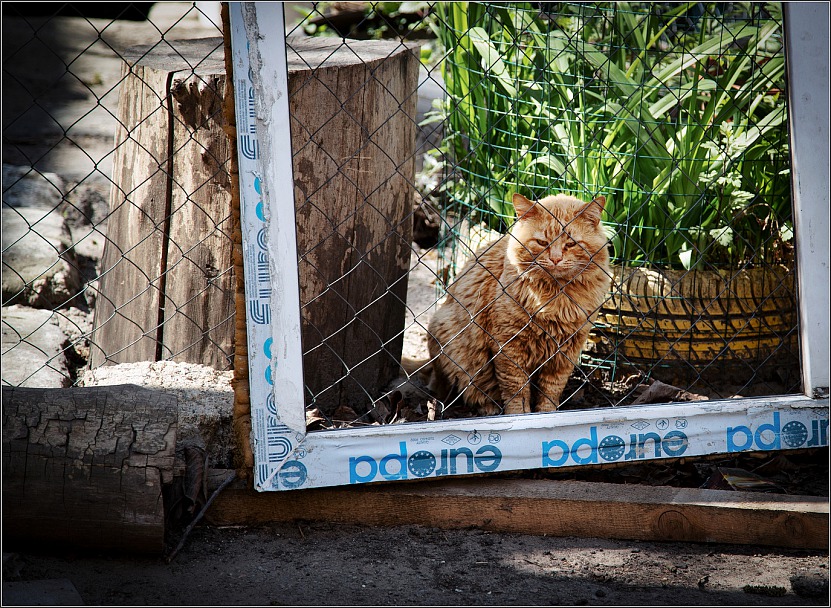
[[427, 192, 611, 416]]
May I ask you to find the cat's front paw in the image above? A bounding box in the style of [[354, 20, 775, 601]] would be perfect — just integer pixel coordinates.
[[503, 396, 531, 415], [476, 401, 502, 417], [535, 395, 560, 412]]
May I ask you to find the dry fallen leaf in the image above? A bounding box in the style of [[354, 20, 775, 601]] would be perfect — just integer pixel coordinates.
[[632, 379, 708, 405], [305, 407, 327, 431], [427, 398, 437, 421]]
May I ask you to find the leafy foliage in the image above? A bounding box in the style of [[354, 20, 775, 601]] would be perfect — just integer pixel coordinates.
[[434, 2, 792, 269]]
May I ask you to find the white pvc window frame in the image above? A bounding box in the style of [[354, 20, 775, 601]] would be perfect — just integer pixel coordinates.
[[229, 2, 829, 492]]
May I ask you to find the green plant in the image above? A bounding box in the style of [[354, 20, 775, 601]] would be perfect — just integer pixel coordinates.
[[297, 2, 442, 67], [435, 2, 792, 269], [300, 2, 435, 44]]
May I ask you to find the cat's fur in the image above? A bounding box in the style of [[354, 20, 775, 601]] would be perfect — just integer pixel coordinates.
[[427, 193, 611, 416]]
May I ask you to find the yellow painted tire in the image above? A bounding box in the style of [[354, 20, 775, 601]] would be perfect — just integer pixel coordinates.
[[597, 265, 798, 373]]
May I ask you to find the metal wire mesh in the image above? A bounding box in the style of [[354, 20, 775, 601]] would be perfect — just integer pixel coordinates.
[[430, 2, 798, 413], [289, 2, 800, 429], [2, 2, 801, 430]]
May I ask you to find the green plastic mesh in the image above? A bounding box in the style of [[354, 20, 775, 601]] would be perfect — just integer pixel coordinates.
[[434, 2, 791, 277]]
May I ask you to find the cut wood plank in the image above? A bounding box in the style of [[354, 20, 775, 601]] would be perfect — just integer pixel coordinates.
[[2, 386, 177, 554], [204, 475, 829, 550], [90, 38, 234, 369], [341, 40, 419, 413], [163, 68, 235, 368]]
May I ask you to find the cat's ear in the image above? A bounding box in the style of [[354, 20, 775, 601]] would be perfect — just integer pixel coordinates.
[[512, 193, 536, 220], [583, 195, 606, 224]]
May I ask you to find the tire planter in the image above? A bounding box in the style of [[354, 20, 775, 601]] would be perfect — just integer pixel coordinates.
[[597, 265, 800, 387]]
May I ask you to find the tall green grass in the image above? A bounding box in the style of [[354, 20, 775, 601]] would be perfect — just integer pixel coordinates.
[[434, 2, 792, 269]]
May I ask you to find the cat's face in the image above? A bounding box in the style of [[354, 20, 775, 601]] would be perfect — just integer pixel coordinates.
[[507, 193, 610, 282]]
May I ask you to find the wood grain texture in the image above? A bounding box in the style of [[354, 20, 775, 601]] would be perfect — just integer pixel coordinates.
[[91, 38, 234, 370], [288, 38, 420, 415], [89, 62, 171, 366], [91, 37, 420, 424], [164, 71, 235, 368], [2, 386, 177, 554], [205, 475, 828, 550]]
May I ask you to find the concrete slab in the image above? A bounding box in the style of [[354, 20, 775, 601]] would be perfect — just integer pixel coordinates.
[[1, 305, 69, 387]]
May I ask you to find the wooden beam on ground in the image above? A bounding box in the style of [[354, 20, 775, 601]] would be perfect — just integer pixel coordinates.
[[205, 473, 828, 550]]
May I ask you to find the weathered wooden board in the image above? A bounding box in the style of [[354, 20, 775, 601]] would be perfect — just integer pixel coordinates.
[[90, 38, 234, 369], [205, 475, 829, 550], [164, 68, 236, 368], [339, 41, 419, 412], [2, 385, 177, 554]]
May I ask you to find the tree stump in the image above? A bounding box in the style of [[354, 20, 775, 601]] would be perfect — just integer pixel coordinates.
[[2, 385, 177, 554], [91, 36, 419, 415], [287, 38, 419, 414]]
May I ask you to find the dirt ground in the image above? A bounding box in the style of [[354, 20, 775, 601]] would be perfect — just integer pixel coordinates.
[[5, 450, 831, 606], [4, 519, 829, 606]]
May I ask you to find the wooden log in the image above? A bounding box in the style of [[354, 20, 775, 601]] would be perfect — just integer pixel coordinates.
[[204, 475, 829, 550], [88, 57, 171, 365], [288, 38, 419, 414], [2, 385, 177, 554], [91, 36, 420, 417]]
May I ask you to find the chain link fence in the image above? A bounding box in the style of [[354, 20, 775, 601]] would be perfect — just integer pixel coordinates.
[[2, 2, 228, 386], [2, 3, 801, 429]]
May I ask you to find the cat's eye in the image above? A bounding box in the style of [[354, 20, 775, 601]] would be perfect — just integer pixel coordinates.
[[532, 238, 549, 248]]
